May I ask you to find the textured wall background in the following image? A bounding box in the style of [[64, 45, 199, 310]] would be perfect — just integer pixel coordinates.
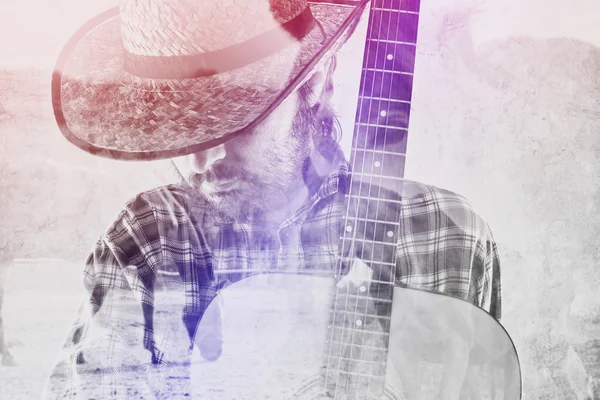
[[405, 1, 600, 398], [1, 0, 599, 399]]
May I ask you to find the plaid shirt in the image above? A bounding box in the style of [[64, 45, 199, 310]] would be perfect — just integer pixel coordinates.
[[43, 158, 502, 399]]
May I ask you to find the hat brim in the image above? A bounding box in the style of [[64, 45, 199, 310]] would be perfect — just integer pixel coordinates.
[[52, 1, 368, 161]]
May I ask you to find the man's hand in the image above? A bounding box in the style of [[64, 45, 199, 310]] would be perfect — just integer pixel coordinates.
[[194, 293, 224, 362]]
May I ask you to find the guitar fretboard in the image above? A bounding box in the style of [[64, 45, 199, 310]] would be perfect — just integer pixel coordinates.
[[322, 0, 420, 397]]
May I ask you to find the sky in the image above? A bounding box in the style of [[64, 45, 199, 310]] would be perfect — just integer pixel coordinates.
[[0, 0, 118, 69], [1, 0, 598, 159], [1, 0, 599, 70]]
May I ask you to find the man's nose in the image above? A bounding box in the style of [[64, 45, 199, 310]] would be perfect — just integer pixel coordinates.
[[187, 144, 227, 174]]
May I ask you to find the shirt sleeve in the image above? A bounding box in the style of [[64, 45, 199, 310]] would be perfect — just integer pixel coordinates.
[[474, 226, 503, 322], [42, 237, 157, 399]]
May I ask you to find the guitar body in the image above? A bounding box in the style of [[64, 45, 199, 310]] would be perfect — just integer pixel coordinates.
[[190, 273, 520, 399]]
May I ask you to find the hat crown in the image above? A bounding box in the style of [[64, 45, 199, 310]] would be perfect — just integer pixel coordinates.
[[120, 0, 308, 57]]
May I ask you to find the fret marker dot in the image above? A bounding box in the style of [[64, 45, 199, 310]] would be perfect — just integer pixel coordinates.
[[387, 231, 394, 238], [380, 110, 387, 117], [346, 225, 353, 233], [359, 285, 366, 293], [387, 54, 394, 60], [355, 319, 363, 327], [374, 161, 381, 168]]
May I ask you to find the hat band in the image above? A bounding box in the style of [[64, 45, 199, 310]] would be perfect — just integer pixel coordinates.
[[123, 7, 317, 79]]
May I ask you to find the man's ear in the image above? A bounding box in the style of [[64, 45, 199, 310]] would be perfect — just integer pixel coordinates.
[[303, 56, 334, 109]]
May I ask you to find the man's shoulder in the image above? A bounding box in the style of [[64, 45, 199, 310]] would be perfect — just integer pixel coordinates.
[[402, 180, 472, 206], [102, 183, 197, 243], [400, 179, 492, 234], [121, 184, 193, 215], [89, 183, 210, 270]]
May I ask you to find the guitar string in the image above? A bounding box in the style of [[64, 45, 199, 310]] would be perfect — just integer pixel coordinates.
[[354, 6, 385, 398], [340, 3, 405, 397], [357, 4, 391, 396], [326, 2, 415, 397], [363, 1, 421, 395], [327, 2, 384, 397], [370, 3, 415, 395], [346, 1, 391, 397], [361, 2, 400, 397]]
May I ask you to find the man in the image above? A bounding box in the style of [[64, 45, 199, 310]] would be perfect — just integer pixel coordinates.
[[44, 0, 502, 398]]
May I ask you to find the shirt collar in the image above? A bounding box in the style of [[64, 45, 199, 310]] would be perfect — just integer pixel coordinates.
[[305, 143, 351, 201]]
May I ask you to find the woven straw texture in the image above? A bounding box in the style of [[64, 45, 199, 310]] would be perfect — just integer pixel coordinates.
[[121, 0, 306, 56], [54, 0, 367, 160]]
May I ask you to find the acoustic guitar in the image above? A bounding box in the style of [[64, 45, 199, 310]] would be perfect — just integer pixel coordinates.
[[190, 0, 522, 398]]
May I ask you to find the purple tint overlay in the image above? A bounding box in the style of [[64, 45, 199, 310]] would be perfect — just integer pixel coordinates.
[[352, 125, 408, 155], [350, 149, 406, 177], [376, 0, 421, 12], [359, 70, 413, 101], [365, 41, 416, 73], [357, 98, 411, 128], [369, 10, 419, 44]]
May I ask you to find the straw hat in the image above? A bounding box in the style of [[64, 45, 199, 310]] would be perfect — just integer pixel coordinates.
[[52, 0, 368, 161]]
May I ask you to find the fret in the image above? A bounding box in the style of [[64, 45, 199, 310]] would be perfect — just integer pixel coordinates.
[[340, 240, 398, 272], [354, 176, 405, 197], [331, 292, 393, 313], [325, 358, 388, 376], [338, 276, 394, 286], [343, 195, 401, 223], [368, 9, 419, 44], [340, 259, 397, 268], [328, 326, 392, 347], [351, 171, 404, 180], [327, 324, 392, 335], [330, 278, 396, 290], [355, 122, 404, 129], [359, 69, 413, 100], [366, 37, 415, 45], [351, 148, 406, 166], [359, 95, 410, 104], [353, 123, 408, 154], [364, 39, 416, 72], [348, 166, 406, 182], [371, 7, 418, 15], [346, 213, 399, 234], [344, 219, 398, 244], [342, 199, 401, 226], [363, 66, 412, 76], [330, 308, 392, 322], [332, 260, 396, 287], [350, 149, 406, 178], [340, 236, 397, 248], [375, 0, 421, 13], [331, 294, 386, 314], [325, 357, 389, 375], [326, 335, 389, 360], [325, 362, 387, 376], [343, 201, 402, 231], [356, 97, 411, 128], [346, 192, 402, 205], [345, 293, 393, 304]]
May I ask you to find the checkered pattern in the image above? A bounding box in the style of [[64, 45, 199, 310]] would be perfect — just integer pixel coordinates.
[[43, 164, 501, 399]]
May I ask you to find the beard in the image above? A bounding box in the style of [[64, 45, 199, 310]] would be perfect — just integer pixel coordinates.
[[186, 162, 300, 224], [175, 98, 318, 225]]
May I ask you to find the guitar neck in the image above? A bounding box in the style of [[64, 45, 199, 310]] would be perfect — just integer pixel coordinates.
[[322, 0, 421, 397]]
